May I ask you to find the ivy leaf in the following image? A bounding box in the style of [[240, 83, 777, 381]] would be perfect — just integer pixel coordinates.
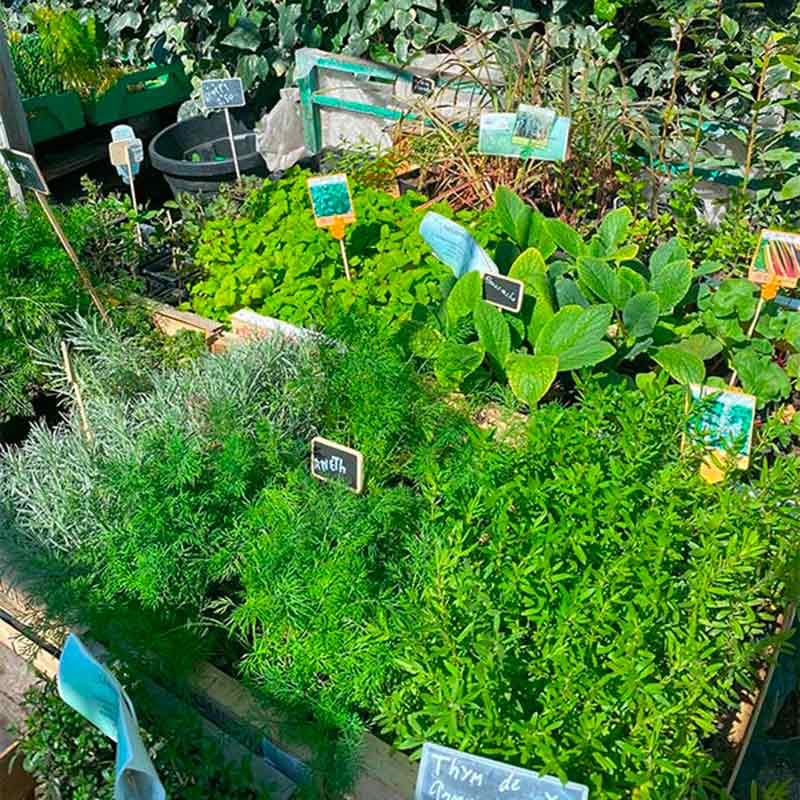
[[474, 303, 511, 376], [446, 271, 481, 324], [221, 18, 261, 51], [433, 342, 484, 389], [653, 345, 705, 385], [546, 219, 585, 259], [494, 187, 531, 247], [506, 353, 559, 406], [536, 304, 615, 371], [623, 292, 659, 338], [108, 11, 142, 35], [732, 350, 791, 407], [720, 13, 739, 38]]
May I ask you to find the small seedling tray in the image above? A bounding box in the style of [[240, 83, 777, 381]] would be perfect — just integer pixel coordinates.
[[23, 91, 86, 144], [84, 63, 191, 126]]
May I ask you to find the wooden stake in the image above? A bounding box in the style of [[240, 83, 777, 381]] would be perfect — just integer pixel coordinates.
[[34, 190, 111, 324], [224, 107, 242, 185], [728, 279, 777, 388], [338, 237, 352, 282], [61, 341, 93, 445]]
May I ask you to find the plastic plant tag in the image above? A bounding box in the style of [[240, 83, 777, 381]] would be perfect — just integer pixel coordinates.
[[307, 174, 356, 228], [58, 634, 165, 800], [110, 125, 143, 185], [0, 147, 49, 194], [748, 230, 800, 289], [415, 743, 589, 800], [420, 212, 499, 278], [478, 112, 571, 162], [685, 384, 757, 480], [512, 105, 557, 147]]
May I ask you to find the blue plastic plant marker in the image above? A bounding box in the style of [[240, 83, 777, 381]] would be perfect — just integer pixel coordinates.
[[58, 634, 166, 800], [111, 125, 143, 185], [419, 212, 499, 278]]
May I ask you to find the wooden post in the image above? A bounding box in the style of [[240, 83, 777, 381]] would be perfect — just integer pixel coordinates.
[[34, 191, 111, 324], [0, 23, 32, 205]]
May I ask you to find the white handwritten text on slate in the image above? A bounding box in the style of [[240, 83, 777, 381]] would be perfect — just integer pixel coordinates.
[[415, 743, 589, 800]]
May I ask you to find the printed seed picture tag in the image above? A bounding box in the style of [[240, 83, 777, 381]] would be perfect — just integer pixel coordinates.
[[482, 273, 524, 313], [748, 230, 800, 289], [685, 384, 757, 480], [0, 147, 49, 194], [311, 436, 364, 494], [307, 174, 356, 228], [415, 742, 589, 800], [201, 77, 246, 110], [478, 112, 571, 162], [512, 105, 557, 147]]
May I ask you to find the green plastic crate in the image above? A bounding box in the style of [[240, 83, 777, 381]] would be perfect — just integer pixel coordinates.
[[84, 63, 191, 126], [23, 91, 86, 144]]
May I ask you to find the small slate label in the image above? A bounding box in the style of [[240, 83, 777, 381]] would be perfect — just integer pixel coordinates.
[[311, 436, 364, 494], [415, 743, 589, 800], [483, 273, 524, 313], [201, 77, 246, 110], [412, 75, 435, 96], [0, 147, 49, 194]]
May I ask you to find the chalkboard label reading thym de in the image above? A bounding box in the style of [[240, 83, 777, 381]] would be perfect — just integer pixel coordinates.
[[483, 274, 524, 313], [201, 77, 246, 109], [311, 437, 364, 494], [0, 148, 49, 194], [415, 743, 589, 800]]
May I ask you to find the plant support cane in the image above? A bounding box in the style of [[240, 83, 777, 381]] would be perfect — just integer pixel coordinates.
[[224, 107, 242, 186], [61, 341, 93, 444], [728, 276, 779, 388], [330, 217, 352, 281]]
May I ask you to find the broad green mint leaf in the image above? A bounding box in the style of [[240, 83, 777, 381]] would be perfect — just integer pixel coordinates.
[[674, 334, 723, 361], [623, 291, 659, 338], [649, 238, 688, 274], [474, 302, 511, 375], [649, 259, 692, 312], [506, 353, 558, 406], [446, 271, 481, 324], [653, 345, 705, 385], [546, 218, 585, 259], [509, 248, 547, 286], [494, 187, 531, 247], [597, 207, 632, 254], [433, 341, 484, 389], [577, 256, 631, 309], [535, 304, 615, 371]]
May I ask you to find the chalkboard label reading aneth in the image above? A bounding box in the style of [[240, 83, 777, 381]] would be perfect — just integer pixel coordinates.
[[0, 148, 49, 194], [483, 274, 524, 313], [311, 437, 364, 494], [201, 77, 246, 109], [415, 743, 589, 800]]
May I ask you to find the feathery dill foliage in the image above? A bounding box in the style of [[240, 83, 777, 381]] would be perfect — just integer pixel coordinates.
[[1, 318, 799, 799]]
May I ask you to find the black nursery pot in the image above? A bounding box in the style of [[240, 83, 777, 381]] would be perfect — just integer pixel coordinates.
[[149, 111, 267, 198]]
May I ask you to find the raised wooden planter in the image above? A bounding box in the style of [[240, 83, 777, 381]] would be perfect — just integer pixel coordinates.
[[0, 743, 35, 800]]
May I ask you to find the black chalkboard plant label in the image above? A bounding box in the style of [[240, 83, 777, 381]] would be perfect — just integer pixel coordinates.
[[482, 273, 524, 313], [0, 147, 49, 194], [201, 77, 246, 109], [310, 436, 364, 494], [415, 743, 589, 800]]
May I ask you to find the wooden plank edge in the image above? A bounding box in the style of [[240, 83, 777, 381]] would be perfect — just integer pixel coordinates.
[[725, 601, 797, 793], [0, 742, 35, 800], [0, 613, 294, 798]]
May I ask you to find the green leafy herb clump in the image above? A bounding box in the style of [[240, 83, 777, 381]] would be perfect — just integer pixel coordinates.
[[188, 169, 494, 328]]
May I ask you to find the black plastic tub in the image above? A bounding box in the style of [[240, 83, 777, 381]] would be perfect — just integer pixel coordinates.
[[149, 111, 267, 198]]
